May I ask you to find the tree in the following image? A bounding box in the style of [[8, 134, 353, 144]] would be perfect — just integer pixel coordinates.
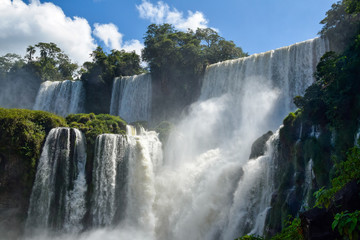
[[81, 46, 144, 114], [142, 23, 247, 122], [26, 45, 35, 62], [344, 0, 360, 14], [195, 28, 248, 64], [0, 53, 24, 77], [319, 1, 360, 51], [29, 42, 78, 81]]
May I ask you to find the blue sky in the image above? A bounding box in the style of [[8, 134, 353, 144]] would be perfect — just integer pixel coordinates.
[[0, 0, 336, 64]]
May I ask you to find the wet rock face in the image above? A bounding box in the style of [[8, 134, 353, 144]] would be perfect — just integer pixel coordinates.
[[0, 153, 30, 240], [300, 207, 336, 240], [249, 131, 273, 159], [300, 180, 360, 240]]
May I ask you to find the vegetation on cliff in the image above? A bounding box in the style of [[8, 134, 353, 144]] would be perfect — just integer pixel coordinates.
[[142, 23, 248, 122], [0, 108, 67, 192], [66, 112, 127, 150], [80, 47, 145, 114]]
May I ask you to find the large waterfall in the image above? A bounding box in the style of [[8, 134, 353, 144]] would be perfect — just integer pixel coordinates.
[[158, 37, 329, 239], [110, 74, 152, 123], [23, 38, 329, 240], [25, 128, 87, 236], [33, 80, 85, 116]]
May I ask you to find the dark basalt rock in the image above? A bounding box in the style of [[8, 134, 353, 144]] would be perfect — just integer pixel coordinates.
[[300, 180, 360, 240], [300, 207, 336, 240], [0, 153, 29, 240], [330, 180, 360, 214], [249, 131, 273, 159]]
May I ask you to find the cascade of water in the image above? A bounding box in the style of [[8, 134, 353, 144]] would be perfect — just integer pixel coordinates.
[[90, 126, 162, 234], [224, 131, 279, 238], [157, 37, 329, 239], [110, 74, 152, 123], [301, 159, 315, 211], [33, 80, 85, 116], [90, 134, 128, 227], [25, 128, 87, 235], [24, 37, 329, 240]]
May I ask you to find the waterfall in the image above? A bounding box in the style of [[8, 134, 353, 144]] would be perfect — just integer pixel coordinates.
[[90, 134, 128, 227], [25, 127, 87, 235], [33, 80, 85, 117], [23, 37, 329, 240], [90, 126, 162, 235], [158, 37, 329, 239], [110, 74, 152, 123]]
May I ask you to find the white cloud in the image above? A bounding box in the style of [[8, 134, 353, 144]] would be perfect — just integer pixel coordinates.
[[122, 39, 144, 56], [93, 23, 123, 50], [136, 0, 209, 31], [0, 0, 96, 64], [0, 0, 145, 65], [93, 23, 144, 56]]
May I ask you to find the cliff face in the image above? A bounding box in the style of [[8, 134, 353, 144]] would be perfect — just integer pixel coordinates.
[[0, 108, 67, 239], [263, 107, 359, 237], [0, 152, 31, 239]]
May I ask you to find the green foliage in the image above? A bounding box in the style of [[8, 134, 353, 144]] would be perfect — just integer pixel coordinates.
[[0, 53, 25, 77], [80, 47, 144, 114], [142, 24, 247, 121], [66, 113, 127, 148], [0, 108, 67, 190], [314, 144, 360, 208], [27, 42, 78, 81], [344, 0, 360, 14], [0, 42, 78, 109], [319, 0, 360, 50], [235, 235, 264, 240], [313, 187, 335, 209], [332, 210, 360, 239], [279, 111, 301, 145], [271, 217, 304, 240]]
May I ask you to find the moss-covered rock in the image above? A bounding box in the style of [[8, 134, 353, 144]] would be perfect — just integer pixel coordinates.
[[0, 108, 67, 239], [66, 113, 127, 149]]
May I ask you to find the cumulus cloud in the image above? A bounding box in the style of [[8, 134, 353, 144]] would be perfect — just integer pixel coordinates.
[[93, 23, 123, 50], [0, 0, 96, 64], [0, 0, 144, 65], [93, 23, 144, 56], [136, 0, 209, 31]]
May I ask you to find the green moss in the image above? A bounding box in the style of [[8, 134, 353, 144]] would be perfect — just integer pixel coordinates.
[[66, 113, 127, 165], [0, 108, 67, 192], [271, 217, 304, 240], [235, 235, 264, 240]]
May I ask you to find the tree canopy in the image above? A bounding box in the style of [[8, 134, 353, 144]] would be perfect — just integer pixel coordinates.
[[80, 46, 144, 114], [25, 42, 78, 81], [319, 0, 360, 50], [142, 24, 247, 121]]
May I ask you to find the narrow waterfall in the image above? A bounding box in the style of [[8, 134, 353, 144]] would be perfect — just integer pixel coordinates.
[[90, 126, 162, 235], [33, 80, 85, 117], [25, 128, 87, 235], [110, 74, 152, 123], [90, 134, 129, 227]]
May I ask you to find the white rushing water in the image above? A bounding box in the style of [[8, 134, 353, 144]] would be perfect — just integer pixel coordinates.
[[90, 126, 162, 237], [25, 128, 87, 236], [33, 80, 85, 116], [158, 37, 329, 239], [110, 74, 152, 123], [24, 37, 329, 240]]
